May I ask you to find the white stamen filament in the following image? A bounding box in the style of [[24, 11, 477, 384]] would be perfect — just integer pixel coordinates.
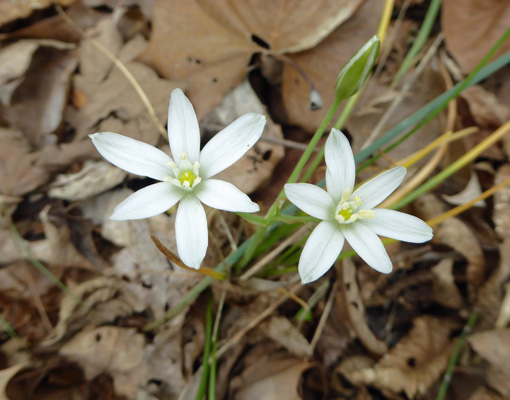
[[335, 189, 374, 224], [164, 153, 201, 191]]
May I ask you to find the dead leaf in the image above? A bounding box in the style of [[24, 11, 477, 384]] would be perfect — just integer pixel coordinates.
[[1, 44, 77, 147], [0, 0, 75, 28], [493, 164, 510, 240], [341, 259, 388, 355], [469, 329, 510, 397], [442, 171, 485, 207], [431, 258, 464, 309], [468, 387, 506, 400], [0, 364, 25, 400], [344, 316, 457, 398], [141, 0, 363, 119], [202, 80, 285, 193], [0, 128, 49, 197], [258, 316, 310, 358], [230, 350, 319, 400], [48, 160, 127, 201], [416, 193, 485, 302], [60, 326, 148, 398], [442, 0, 510, 73], [282, 0, 383, 131], [461, 85, 510, 128]]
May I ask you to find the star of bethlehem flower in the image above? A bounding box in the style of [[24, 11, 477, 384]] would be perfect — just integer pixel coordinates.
[[90, 88, 266, 269], [284, 129, 433, 284]]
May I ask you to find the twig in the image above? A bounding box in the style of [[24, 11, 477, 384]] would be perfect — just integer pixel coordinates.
[[55, 4, 168, 139], [215, 283, 302, 359], [309, 280, 338, 354]]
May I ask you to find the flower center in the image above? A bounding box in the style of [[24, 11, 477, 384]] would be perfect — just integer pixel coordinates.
[[164, 153, 202, 191], [334, 188, 374, 224]]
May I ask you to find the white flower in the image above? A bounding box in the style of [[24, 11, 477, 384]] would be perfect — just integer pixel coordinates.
[[90, 88, 266, 269], [284, 129, 433, 284]]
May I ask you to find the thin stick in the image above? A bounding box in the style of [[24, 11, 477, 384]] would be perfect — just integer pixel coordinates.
[[55, 5, 168, 139], [215, 283, 302, 359], [309, 281, 338, 354]]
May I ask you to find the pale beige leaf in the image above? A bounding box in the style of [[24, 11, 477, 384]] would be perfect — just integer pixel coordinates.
[[443, 0, 510, 73], [60, 326, 148, 398], [0, 364, 24, 400]]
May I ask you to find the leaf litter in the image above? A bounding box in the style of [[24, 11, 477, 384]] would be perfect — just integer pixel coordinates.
[[1, 1, 510, 399]]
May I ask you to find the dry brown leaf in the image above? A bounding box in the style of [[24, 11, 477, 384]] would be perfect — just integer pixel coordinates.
[[230, 350, 318, 400], [442, 171, 485, 207], [48, 160, 126, 201], [60, 326, 148, 398], [282, 0, 383, 131], [0, 0, 75, 27], [431, 258, 464, 309], [416, 193, 485, 302], [202, 80, 285, 193], [443, 0, 510, 73], [344, 316, 457, 398], [493, 164, 510, 239], [468, 387, 506, 400], [476, 239, 510, 330], [341, 259, 388, 355], [141, 0, 363, 119], [1, 44, 77, 147], [462, 85, 510, 128], [258, 316, 310, 358], [75, 55, 178, 146], [469, 329, 510, 397], [0, 364, 25, 400], [0, 128, 49, 197]]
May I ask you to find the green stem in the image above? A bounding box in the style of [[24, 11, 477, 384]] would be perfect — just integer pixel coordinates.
[[239, 98, 342, 268], [301, 91, 361, 183], [196, 293, 213, 400], [0, 312, 18, 339], [393, 0, 442, 83], [436, 311, 479, 400]]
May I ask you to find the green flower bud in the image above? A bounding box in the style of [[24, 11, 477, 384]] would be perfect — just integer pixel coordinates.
[[335, 35, 381, 101]]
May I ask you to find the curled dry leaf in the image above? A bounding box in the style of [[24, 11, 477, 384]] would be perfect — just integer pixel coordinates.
[[431, 258, 464, 309], [49, 160, 127, 201], [415, 193, 485, 302], [1, 43, 77, 147], [442, 0, 510, 73], [461, 86, 510, 129], [202, 80, 284, 193], [230, 350, 319, 400], [442, 171, 485, 208], [60, 326, 148, 398], [469, 329, 510, 397], [258, 316, 311, 358], [341, 259, 388, 355], [343, 316, 457, 398], [493, 164, 510, 240], [0, 0, 75, 27], [0, 364, 25, 400], [141, 0, 363, 119], [468, 386, 506, 400]]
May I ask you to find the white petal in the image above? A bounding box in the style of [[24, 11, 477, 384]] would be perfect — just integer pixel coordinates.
[[199, 113, 266, 179], [362, 209, 433, 243], [90, 132, 173, 181], [298, 221, 344, 284], [175, 195, 208, 269], [353, 166, 406, 209], [285, 183, 335, 220], [110, 182, 185, 220], [168, 89, 200, 164], [342, 223, 393, 273], [325, 129, 356, 201], [195, 179, 259, 212]]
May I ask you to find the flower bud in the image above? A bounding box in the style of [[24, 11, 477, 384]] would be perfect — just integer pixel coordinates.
[[335, 35, 380, 101]]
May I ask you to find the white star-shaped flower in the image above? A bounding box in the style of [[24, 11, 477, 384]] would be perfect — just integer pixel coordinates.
[[90, 88, 266, 269], [285, 129, 433, 284]]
